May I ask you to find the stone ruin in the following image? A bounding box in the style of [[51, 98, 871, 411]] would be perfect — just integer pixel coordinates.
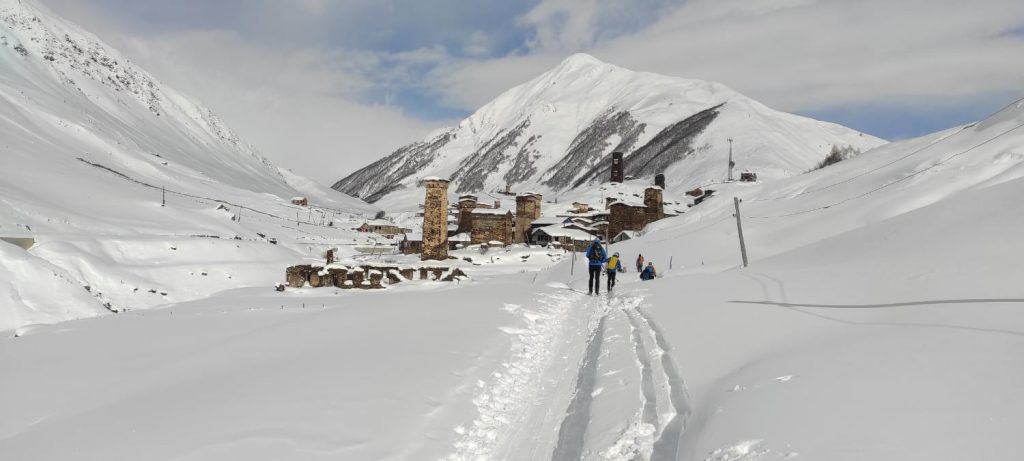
[[285, 264, 468, 290]]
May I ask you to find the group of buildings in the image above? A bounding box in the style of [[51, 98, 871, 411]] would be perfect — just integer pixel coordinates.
[[407, 152, 677, 260]]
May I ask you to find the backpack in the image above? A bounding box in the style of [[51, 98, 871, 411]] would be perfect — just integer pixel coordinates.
[[607, 255, 619, 270], [587, 244, 602, 262]]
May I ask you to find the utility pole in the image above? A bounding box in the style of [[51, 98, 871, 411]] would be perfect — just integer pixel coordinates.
[[727, 138, 735, 182], [733, 197, 749, 267]]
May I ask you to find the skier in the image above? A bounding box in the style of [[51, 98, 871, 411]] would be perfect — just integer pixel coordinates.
[[606, 251, 622, 291], [585, 238, 607, 295], [636, 254, 645, 273], [640, 261, 657, 281]]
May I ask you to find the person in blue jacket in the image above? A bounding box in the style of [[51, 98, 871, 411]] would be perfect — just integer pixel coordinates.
[[640, 261, 657, 281], [585, 238, 607, 295]]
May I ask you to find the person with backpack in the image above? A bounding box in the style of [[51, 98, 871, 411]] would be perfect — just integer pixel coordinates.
[[606, 252, 623, 291], [585, 238, 607, 295], [640, 261, 657, 281], [636, 254, 644, 273]]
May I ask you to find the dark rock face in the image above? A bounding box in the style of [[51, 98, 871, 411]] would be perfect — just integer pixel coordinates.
[[503, 134, 541, 187], [451, 119, 532, 193], [332, 103, 723, 202], [542, 110, 646, 190], [623, 103, 723, 179], [573, 104, 722, 188], [332, 132, 454, 202]]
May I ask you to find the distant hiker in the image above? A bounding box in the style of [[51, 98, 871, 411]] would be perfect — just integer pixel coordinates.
[[640, 262, 657, 281], [586, 238, 607, 295], [636, 254, 645, 272], [606, 252, 622, 291]]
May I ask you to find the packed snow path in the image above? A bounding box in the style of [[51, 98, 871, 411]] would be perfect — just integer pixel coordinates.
[[443, 285, 692, 460]]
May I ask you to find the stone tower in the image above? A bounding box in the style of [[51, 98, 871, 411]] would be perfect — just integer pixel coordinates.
[[456, 195, 478, 234], [514, 193, 542, 243], [421, 178, 450, 261], [655, 173, 666, 189], [610, 152, 624, 183], [644, 186, 664, 223]]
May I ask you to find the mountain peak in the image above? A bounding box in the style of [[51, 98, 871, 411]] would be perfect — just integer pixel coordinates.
[[556, 52, 606, 69]]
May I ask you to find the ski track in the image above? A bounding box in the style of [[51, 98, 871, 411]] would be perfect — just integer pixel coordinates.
[[551, 313, 608, 460], [611, 298, 692, 461], [443, 291, 589, 460], [442, 288, 691, 461]]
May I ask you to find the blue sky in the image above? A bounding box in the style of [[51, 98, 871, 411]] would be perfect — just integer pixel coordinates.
[[42, 0, 1024, 183]]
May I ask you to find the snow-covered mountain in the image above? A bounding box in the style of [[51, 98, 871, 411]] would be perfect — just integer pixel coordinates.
[[333, 53, 885, 207], [0, 0, 378, 330]]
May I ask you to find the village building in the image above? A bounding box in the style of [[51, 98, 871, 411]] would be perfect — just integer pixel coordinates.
[[356, 220, 402, 237], [608, 199, 648, 238], [469, 209, 514, 245], [610, 151, 624, 183], [570, 202, 594, 214], [612, 230, 640, 243], [514, 193, 542, 243], [455, 195, 479, 234], [421, 178, 450, 260], [532, 226, 595, 251], [290, 197, 308, 207], [399, 232, 423, 255], [449, 232, 471, 250], [644, 186, 664, 223]]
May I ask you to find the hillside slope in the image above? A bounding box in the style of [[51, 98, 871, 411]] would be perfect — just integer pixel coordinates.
[[0, 0, 378, 330]]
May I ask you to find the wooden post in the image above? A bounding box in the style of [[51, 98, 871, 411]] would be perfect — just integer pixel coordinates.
[[733, 197, 749, 267], [161, 186, 165, 207]]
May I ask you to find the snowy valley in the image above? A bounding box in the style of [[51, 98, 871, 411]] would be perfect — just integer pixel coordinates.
[[2, 1, 1024, 460]]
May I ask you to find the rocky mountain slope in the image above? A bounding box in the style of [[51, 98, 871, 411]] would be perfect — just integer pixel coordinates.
[[333, 54, 886, 207]]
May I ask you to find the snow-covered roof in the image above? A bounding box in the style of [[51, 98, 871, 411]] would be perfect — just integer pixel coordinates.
[[532, 225, 595, 241], [422, 176, 449, 182], [472, 208, 513, 216], [608, 198, 647, 208], [450, 232, 471, 242], [531, 216, 570, 226], [614, 230, 640, 239], [402, 232, 423, 241]]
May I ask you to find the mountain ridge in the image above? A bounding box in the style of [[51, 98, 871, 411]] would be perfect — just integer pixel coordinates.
[[333, 53, 885, 206]]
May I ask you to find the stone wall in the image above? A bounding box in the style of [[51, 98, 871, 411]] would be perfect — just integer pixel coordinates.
[[285, 264, 467, 289], [514, 194, 542, 243], [470, 212, 513, 244], [609, 203, 647, 238], [644, 187, 664, 223], [422, 179, 450, 260], [456, 197, 477, 234]]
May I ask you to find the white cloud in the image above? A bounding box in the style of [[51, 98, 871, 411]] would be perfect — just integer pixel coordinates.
[[433, 0, 1024, 116]]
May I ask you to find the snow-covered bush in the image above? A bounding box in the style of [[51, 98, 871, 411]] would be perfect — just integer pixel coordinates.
[[813, 144, 861, 170]]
